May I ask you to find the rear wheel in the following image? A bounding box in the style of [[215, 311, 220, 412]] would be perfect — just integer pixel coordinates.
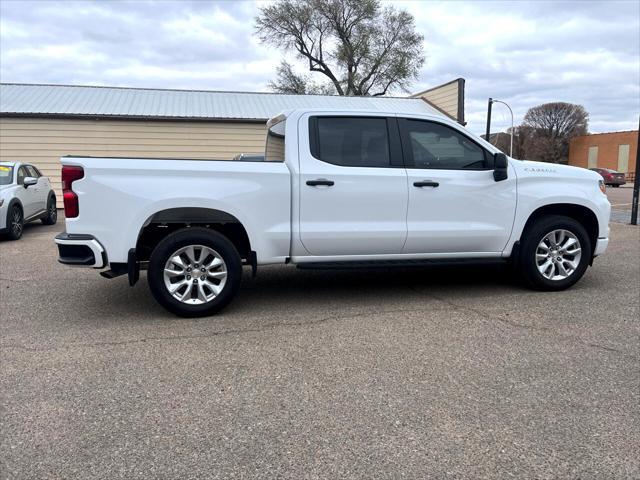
[[518, 215, 591, 290], [147, 228, 242, 317], [41, 196, 57, 225], [7, 205, 23, 240]]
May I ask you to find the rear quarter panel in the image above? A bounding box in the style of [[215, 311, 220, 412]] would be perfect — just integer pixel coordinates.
[[62, 157, 292, 264]]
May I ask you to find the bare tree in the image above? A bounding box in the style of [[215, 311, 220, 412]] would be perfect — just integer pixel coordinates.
[[522, 102, 589, 163], [255, 0, 425, 96], [268, 62, 336, 95]]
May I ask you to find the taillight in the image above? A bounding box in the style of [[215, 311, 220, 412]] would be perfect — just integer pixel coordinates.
[[61, 166, 84, 218]]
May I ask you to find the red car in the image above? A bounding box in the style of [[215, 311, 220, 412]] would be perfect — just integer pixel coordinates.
[[590, 168, 626, 187]]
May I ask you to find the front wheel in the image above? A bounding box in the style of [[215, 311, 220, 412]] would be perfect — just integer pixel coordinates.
[[7, 205, 24, 240], [518, 215, 591, 291], [147, 228, 242, 317]]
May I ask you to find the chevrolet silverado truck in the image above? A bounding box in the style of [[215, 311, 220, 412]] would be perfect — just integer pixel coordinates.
[[54, 109, 611, 317]]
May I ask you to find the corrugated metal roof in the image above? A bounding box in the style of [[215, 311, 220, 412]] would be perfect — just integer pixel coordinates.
[[0, 83, 440, 121]]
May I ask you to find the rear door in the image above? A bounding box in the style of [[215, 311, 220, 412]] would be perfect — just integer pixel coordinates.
[[298, 115, 408, 256], [399, 118, 517, 254]]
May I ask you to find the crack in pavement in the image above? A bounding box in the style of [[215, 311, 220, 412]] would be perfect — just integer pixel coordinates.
[[407, 285, 639, 361], [2, 287, 636, 361], [0, 306, 440, 353]]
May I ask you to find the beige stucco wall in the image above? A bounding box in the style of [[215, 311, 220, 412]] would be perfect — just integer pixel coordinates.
[[0, 117, 267, 198]]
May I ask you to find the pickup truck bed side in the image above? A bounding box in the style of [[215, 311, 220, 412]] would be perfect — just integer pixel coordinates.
[[62, 157, 291, 265]]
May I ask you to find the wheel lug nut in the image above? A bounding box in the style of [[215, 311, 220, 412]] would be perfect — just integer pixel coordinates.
[[186, 275, 191, 280], [195, 264, 199, 268], [201, 268, 205, 272]]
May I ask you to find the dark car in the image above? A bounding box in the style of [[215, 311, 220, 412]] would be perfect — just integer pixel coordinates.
[[590, 168, 626, 187]]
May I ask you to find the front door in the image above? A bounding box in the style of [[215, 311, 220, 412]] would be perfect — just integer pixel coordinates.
[[399, 118, 517, 254], [299, 116, 408, 256], [16, 165, 39, 218]]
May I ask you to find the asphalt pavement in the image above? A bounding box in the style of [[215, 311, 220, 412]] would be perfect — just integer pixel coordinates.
[[1, 219, 639, 479]]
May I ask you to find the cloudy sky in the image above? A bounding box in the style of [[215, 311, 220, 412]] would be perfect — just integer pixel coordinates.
[[1, 0, 638, 134]]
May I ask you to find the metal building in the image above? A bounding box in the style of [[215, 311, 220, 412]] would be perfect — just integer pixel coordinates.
[[0, 82, 465, 197]]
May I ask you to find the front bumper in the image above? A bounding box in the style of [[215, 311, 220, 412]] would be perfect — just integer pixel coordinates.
[[594, 237, 609, 256], [55, 232, 107, 268]]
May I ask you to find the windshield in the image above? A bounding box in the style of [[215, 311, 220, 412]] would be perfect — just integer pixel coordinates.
[[265, 120, 285, 162], [0, 166, 13, 185]]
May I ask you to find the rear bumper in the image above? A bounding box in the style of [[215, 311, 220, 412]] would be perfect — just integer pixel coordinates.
[[594, 237, 609, 256], [55, 232, 107, 268]]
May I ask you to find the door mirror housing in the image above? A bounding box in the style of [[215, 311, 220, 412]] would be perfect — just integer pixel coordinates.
[[493, 153, 508, 182], [23, 177, 38, 188]]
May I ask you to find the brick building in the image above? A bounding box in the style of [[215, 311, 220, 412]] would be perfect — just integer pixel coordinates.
[[568, 130, 637, 178]]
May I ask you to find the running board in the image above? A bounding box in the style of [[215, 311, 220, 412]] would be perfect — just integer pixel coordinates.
[[295, 258, 507, 270]]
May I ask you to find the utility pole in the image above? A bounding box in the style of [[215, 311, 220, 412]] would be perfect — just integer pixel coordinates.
[[485, 98, 493, 143], [631, 116, 639, 225]]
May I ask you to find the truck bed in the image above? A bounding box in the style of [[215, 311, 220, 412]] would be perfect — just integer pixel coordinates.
[[62, 156, 292, 264]]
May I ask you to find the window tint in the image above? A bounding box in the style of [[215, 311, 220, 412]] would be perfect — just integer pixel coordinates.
[[315, 117, 390, 168], [403, 120, 490, 170], [17, 166, 28, 185]]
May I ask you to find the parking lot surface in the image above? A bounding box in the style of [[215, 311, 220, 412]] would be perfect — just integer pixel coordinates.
[[607, 185, 636, 223], [1, 219, 639, 479]]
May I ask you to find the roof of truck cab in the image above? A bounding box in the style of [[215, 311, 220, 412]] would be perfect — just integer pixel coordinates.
[[0, 83, 443, 121]]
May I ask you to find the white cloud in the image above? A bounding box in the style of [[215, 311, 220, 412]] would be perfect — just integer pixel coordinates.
[[0, 0, 638, 134]]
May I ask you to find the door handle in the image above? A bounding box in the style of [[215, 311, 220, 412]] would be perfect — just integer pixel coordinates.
[[413, 180, 439, 188], [306, 179, 334, 187]]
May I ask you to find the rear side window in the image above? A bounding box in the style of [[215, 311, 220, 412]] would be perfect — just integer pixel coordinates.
[[312, 117, 391, 168], [401, 119, 491, 170], [265, 119, 285, 162]]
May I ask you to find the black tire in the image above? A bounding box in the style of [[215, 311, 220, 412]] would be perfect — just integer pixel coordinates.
[[7, 205, 24, 240], [518, 215, 591, 291], [147, 227, 242, 317], [41, 195, 57, 225]]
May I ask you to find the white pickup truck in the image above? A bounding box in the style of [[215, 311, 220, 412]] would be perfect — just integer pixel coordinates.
[[55, 109, 611, 317]]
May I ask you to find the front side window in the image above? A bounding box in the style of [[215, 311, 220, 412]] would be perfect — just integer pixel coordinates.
[[0, 166, 13, 185], [265, 119, 286, 162], [25, 165, 40, 178], [17, 166, 28, 185], [313, 117, 390, 168], [403, 119, 490, 170]]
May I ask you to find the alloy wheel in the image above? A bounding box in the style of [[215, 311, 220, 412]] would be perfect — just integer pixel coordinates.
[[535, 229, 582, 281], [163, 245, 228, 304], [11, 207, 22, 237]]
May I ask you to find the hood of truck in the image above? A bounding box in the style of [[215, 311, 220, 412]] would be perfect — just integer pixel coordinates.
[[511, 159, 601, 182]]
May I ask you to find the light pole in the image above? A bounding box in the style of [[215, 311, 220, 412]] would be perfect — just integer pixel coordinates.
[[491, 99, 514, 158]]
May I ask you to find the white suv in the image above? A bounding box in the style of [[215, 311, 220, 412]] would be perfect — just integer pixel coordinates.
[[0, 161, 57, 240]]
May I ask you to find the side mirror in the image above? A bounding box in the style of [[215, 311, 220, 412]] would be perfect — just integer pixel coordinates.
[[23, 177, 37, 188], [493, 153, 508, 182]]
